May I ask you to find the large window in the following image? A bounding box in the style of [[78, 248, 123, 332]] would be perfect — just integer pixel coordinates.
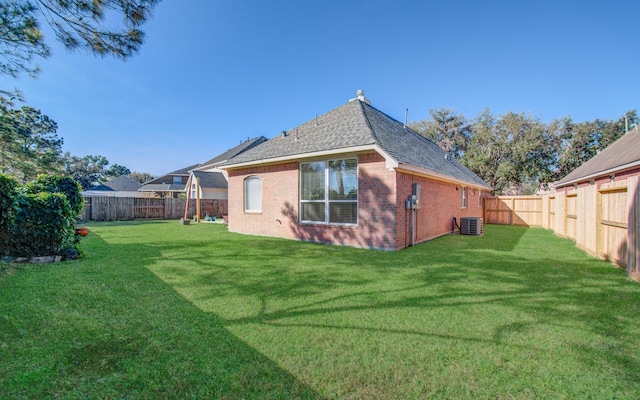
[[300, 158, 357, 224], [244, 176, 262, 212]]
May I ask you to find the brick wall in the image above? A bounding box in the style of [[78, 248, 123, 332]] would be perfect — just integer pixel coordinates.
[[395, 172, 486, 248], [228, 162, 299, 239], [227, 152, 485, 251]]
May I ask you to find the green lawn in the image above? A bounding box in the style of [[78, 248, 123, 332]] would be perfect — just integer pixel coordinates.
[[2, 221, 640, 399]]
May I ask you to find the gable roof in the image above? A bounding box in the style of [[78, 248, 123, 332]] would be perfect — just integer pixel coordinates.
[[222, 97, 490, 189], [152, 163, 201, 181], [555, 128, 640, 187], [139, 164, 196, 192], [191, 170, 228, 189], [89, 175, 142, 192], [197, 136, 268, 169]]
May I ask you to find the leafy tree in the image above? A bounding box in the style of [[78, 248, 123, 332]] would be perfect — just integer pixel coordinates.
[[463, 109, 558, 194], [555, 110, 638, 180], [463, 109, 509, 193], [0, 1, 49, 78], [62, 153, 109, 190], [128, 171, 154, 183], [410, 108, 471, 158], [1, 0, 160, 79], [61, 153, 132, 189], [0, 105, 63, 182], [105, 163, 131, 180]]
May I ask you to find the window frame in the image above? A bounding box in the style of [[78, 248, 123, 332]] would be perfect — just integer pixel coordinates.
[[461, 186, 468, 209], [244, 175, 262, 213], [478, 190, 483, 207], [300, 158, 358, 226]]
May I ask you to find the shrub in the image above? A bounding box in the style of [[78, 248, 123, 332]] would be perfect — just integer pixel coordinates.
[[11, 192, 76, 257], [0, 174, 18, 257], [24, 175, 84, 216]]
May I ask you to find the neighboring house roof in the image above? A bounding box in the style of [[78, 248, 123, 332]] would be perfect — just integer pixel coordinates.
[[191, 170, 228, 189], [138, 163, 201, 193], [138, 183, 185, 192], [144, 163, 201, 185], [555, 128, 640, 187], [196, 136, 268, 169], [222, 95, 490, 189], [89, 175, 142, 192]]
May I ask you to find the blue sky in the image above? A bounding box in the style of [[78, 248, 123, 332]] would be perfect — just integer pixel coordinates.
[[7, 0, 640, 176]]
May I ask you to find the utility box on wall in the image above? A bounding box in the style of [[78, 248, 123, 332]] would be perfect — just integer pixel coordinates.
[[407, 183, 421, 209]]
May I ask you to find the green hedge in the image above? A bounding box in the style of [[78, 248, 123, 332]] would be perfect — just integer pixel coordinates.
[[1, 174, 83, 259], [24, 175, 83, 215], [0, 174, 18, 257]]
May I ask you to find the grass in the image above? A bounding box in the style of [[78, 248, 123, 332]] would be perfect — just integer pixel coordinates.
[[1, 221, 640, 399]]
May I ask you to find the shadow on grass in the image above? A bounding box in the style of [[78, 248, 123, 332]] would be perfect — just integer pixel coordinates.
[[152, 223, 640, 390], [0, 227, 321, 399], [8, 221, 639, 398]]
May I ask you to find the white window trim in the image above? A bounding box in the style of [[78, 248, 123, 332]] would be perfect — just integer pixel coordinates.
[[461, 186, 467, 209], [244, 176, 262, 213]]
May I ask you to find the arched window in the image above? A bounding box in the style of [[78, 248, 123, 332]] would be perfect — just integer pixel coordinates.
[[244, 176, 262, 212]]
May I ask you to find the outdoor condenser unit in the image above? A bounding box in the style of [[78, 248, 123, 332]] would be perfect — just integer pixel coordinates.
[[460, 217, 483, 236]]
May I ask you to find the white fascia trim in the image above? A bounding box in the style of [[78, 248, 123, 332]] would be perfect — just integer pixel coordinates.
[[554, 160, 640, 188], [219, 144, 394, 169], [396, 163, 490, 190]]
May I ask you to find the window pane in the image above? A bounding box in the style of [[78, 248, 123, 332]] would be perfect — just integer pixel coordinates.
[[301, 202, 325, 222], [329, 202, 357, 224], [301, 162, 325, 200], [329, 159, 357, 200], [244, 177, 262, 211]]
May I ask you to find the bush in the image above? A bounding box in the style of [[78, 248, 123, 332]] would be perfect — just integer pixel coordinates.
[[1, 174, 84, 259], [24, 174, 84, 215], [0, 174, 18, 257], [11, 192, 76, 257]]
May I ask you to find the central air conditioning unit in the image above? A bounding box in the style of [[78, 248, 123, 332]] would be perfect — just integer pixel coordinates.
[[460, 217, 483, 236]]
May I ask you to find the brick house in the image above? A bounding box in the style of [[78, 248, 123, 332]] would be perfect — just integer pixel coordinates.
[[220, 91, 491, 250]]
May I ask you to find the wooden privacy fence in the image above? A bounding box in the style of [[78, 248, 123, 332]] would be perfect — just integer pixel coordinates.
[[484, 177, 640, 280], [484, 196, 543, 226], [81, 197, 228, 222]]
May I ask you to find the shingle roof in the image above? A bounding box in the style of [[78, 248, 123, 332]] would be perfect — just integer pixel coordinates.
[[144, 163, 200, 186], [555, 128, 640, 186], [166, 163, 201, 175], [90, 175, 142, 191], [223, 98, 490, 189], [138, 183, 185, 192], [198, 136, 268, 168], [192, 171, 228, 189]]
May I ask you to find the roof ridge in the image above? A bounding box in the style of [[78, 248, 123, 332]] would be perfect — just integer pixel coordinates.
[[354, 100, 380, 144]]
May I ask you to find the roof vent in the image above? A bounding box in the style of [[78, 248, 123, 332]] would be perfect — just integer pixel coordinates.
[[349, 89, 371, 105]]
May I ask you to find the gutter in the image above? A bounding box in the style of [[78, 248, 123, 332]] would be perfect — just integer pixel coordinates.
[[397, 163, 491, 191], [218, 144, 383, 170]]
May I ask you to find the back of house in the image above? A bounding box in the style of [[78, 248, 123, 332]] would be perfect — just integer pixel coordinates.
[[220, 91, 491, 250]]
